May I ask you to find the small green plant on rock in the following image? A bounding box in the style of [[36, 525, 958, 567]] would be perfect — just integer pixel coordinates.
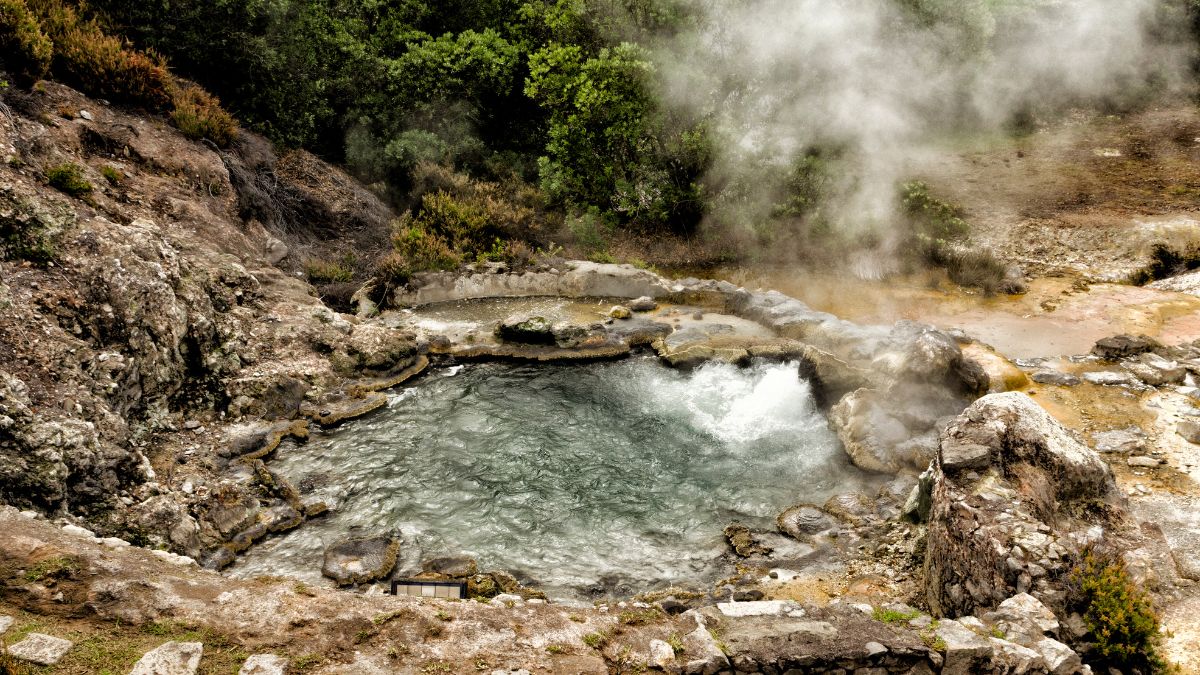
[[667, 633, 685, 655], [100, 165, 124, 186], [45, 162, 92, 198], [872, 607, 920, 625], [22, 555, 78, 582], [618, 608, 662, 626], [582, 631, 609, 649]]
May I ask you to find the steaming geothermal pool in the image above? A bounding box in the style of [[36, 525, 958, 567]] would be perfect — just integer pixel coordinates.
[[229, 357, 871, 599]]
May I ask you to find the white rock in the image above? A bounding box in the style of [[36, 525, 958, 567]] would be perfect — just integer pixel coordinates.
[[989, 637, 1045, 673], [988, 593, 1061, 639], [79, 110, 94, 121], [1035, 637, 1083, 675], [864, 641, 887, 656], [958, 616, 988, 633], [716, 600, 786, 617], [150, 550, 197, 566], [102, 537, 132, 548], [129, 641, 203, 675], [489, 594, 523, 607], [239, 653, 287, 675], [62, 523, 96, 539], [0, 615, 12, 634], [1127, 455, 1161, 467], [936, 619, 993, 675], [649, 639, 676, 668], [7, 633, 73, 665], [1083, 370, 1137, 387]]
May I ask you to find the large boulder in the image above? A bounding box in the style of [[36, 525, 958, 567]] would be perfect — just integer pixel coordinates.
[[924, 392, 1127, 618]]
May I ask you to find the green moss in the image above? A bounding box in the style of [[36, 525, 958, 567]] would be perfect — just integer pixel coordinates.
[[22, 555, 79, 583], [872, 607, 920, 625], [45, 163, 93, 198], [618, 608, 662, 626]]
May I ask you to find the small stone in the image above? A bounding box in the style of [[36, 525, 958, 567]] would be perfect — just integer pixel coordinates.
[[79, 110, 94, 121], [7, 633, 73, 666], [129, 641, 203, 675], [649, 639, 676, 668], [1034, 637, 1082, 675], [1091, 428, 1146, 454], [1092, 334, 1161, 360], [0, 616, 12, 634], [184, 420, 201, 430], [1030, 371, 1081, 386], [864, 641, 887, 656], [1178, 419, 1200, 444], [61, 523, 96, 538], [717, 600, 786, 617], [1127, 456, 1161, 467], [629, 296, 658, 312], [239, 654, 288, 675], [1083, 370, 1137, 387], [490, 593, 523, 607], [608, 305, 632, 320]]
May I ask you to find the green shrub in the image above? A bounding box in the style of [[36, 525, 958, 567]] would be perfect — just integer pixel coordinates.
[[0, 0, 52, 86], [901, 180, 969, 243], [304, 258, 354, 284], [1067, 545, 1165, 673], [99, 164, 123, 185], [391, 221, 461, 271], [45, 162, 92, 197], [28, 0, 172, 110], [169, 83, 238, 147]]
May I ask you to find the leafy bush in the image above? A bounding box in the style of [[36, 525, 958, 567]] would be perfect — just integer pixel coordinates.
[[1066, 545, 1165, 673], [45, 162, 92, 197], [0, 0, 52, 86], [169, 83, 238, 147]]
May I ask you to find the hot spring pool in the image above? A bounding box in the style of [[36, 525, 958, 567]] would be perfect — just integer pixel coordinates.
[[228, 357, 870, 599]]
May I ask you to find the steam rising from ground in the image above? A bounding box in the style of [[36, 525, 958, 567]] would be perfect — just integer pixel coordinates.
[[659, 0, 1191, 237]]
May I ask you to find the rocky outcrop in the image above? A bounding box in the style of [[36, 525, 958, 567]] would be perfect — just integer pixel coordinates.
[[924, 392, 1130, 618]]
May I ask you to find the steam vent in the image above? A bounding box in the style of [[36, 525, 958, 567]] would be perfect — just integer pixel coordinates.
[[4, 1, 1200, 673]]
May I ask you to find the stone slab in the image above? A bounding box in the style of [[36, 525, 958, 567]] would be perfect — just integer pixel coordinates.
[[129, 641, 203, 675], [7, 632, 73, 666], [239, 653, 287, 675]]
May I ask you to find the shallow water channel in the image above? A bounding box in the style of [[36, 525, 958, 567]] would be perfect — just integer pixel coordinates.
[[230, 357, 872, 600]]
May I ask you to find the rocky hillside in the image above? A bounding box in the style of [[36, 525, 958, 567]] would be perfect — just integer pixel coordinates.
[[0, 80, 418, 555]]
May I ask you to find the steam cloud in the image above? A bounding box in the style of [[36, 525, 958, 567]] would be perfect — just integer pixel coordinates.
[[656, 0, 1192, 247]]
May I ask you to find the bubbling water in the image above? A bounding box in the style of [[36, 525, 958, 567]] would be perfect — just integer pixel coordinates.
[[228, 358, 868, 599]]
